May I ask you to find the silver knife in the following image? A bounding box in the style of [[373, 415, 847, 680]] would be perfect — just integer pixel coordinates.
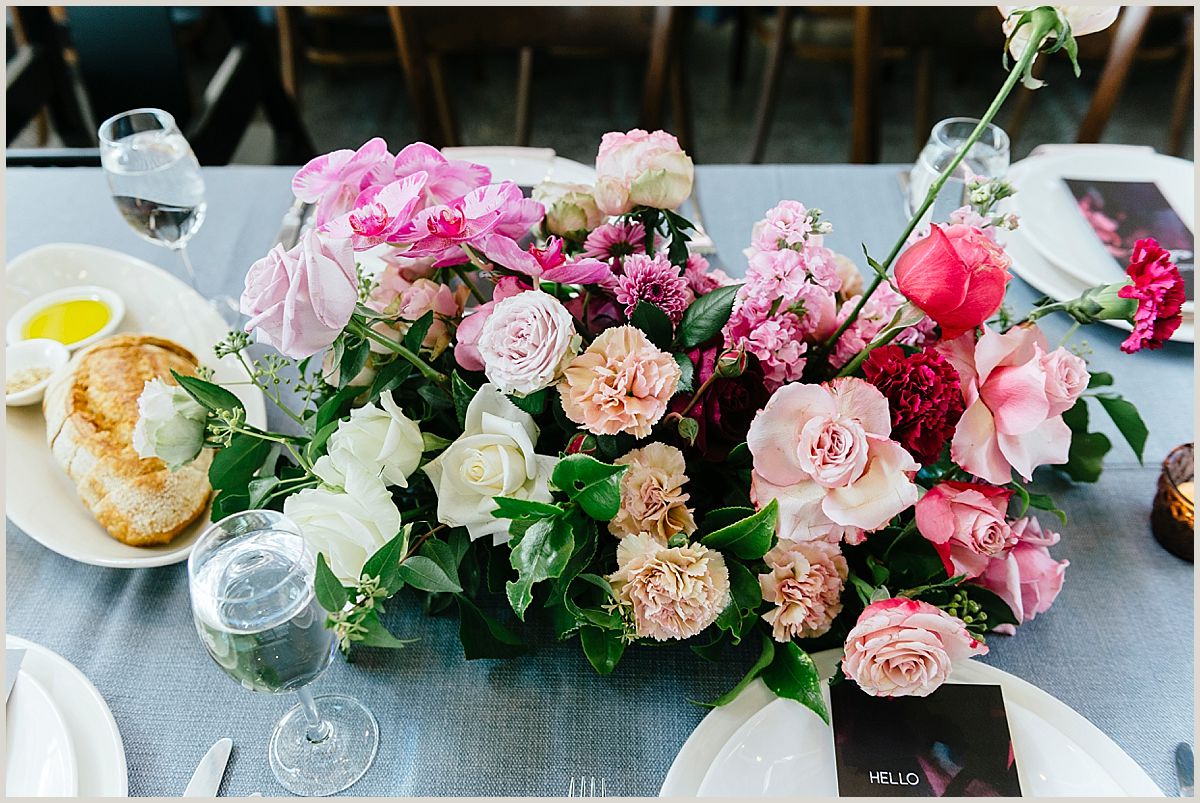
[[6, 649, 25, 702], [183, 737, 232, 797], [1177, 742, 1194, 797], [274, 198, 311, 250]]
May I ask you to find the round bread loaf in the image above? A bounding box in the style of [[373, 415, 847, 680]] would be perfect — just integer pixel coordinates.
[[42, 334, 213, 546]]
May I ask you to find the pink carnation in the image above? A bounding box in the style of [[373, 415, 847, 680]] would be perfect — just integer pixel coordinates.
[[759, 539, 848, 641], [1118, 237, 1185, 353], [683, 254, 734, 297], [613, 253, 693, 324]]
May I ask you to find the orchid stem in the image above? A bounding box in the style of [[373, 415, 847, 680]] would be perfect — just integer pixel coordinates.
[[454, 266, 487, 304]]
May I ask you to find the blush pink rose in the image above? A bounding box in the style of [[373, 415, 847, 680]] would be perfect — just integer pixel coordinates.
[[842, 597, 987, 698], [748, 378, 919, 542], [938, 324, 1074, 485], [241, 230, 356, 359], [975, 516, 1068, 631], [594, 129, 694, 215], [1040, 347, 1089, 416], [477, 290, 580, 396], [894, 223, 1011, 340], [369, 270, 468, 358], [453, 276, 527, 372], [914, 481, 1016, 579]]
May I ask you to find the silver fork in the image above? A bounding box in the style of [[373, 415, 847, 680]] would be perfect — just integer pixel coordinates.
[[566, 775, 607, 797]]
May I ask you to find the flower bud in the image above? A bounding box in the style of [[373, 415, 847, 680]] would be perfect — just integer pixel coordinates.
[[715, 347, 747, 378], [1066, 281, 1138, 323], [565, 432, 598, 456]]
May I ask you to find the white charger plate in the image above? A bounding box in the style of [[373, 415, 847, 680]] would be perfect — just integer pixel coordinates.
[[7, 635, 127, 796], [6, 668, 79, 796], [4, 243, 267, 568], [1009, 145, 1194, 315], [661, 649, 1162, 797]]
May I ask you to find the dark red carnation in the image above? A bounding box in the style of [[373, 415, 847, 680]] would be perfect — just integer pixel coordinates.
[[862, 345, 965, 465], [669, 345, 770, 460], [1118, 237, 1185, 354]]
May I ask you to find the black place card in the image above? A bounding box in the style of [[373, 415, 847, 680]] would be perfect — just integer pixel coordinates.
[[831, 681, 1022, 797]]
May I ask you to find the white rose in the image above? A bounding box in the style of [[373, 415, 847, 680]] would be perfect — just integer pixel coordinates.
[[312, 391, 423, 488], [532, 181, 604, 236], [422, 384, 558, 543], [594, 129, 694, 216], [477, 290, 580, 397], [284, 462, 402, 584], [132, 378, 207, 470], [999, 5, 1120, 60]]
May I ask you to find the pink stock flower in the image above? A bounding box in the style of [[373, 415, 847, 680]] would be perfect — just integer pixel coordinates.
[[683, 254, 734, 297], [453, 276, 527, 371], [378, 142, 491, 209], [759, 539, 848, 641], [750, 200, 818, 253], [594, 129, 694, 215], [1118, 238, 1186, 353], [321, 172, 427, 250], [241, 231, 357, 359], [938, 325, 1077, 484], [915, 481, 1016, 579], [292, 137, 392, 229], [975, 516, 1068, 631], [842, 598, 987, 697], [613, 253, 693, 324], [748, 378, 919, 542], [581, 221, 649, 267]]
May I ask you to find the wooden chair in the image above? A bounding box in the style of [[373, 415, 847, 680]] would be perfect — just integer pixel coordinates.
[[386, 6, 692, 154], [275, 7, 402, 104], [6, 6, 91, 148]]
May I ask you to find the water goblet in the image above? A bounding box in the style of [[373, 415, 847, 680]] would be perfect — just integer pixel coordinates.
[[907, 116, 1011, 226]]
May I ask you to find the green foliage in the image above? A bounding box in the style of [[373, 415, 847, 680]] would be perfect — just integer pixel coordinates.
[[506, 517, 574, 619], [551, 454, 627, 521], [700, 499, 777, 560], [172, 370, 245, 414], [761, 642, 828, 724], [209, 433, 272, 495], [336, 336, 371, 391], [354, 611, 417, 649], [493, 497, 565, 521], [402, 310, 434, 354], [450, 371, 478, 428], [508, 388, 549, 416], [396, 555, 462, 593], [360, 529, 410, 595], [456, 595, 530, 659], [677, 284, 741, 349], [631, 301, 675, 349], [1060, 399, 1112, 482], [714, 560, 762, 644], [1093, 393, 1147, 464], [580, 625, 625, 674], [674, 353, 695, 393], [698, 633, 775, 707], [314, 553, 349, 612]]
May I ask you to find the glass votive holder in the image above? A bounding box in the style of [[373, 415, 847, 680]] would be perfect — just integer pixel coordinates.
[[1151, 443, 1194, 562]]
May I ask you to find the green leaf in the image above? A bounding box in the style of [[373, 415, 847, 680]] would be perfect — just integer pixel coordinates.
[[1027, 492, 1068, 526], [419, 537, 463, 585], [508, 388, 548, 416], [1061, 399, 1112, 483], [396, 555, 462, 593], [355, 611, 417, 649], [630, 301, 674, 350], [701, 499, 777, 560], [172, 371, 244, 414], [506, 517, 574, 619], [595, 433, 635, 461], [674, 353, 695, 393], [451, 371, 477, 429], [209, 433, 272, 494], [702, 505, 756, 532], [421, 431, 453, 452], [760, 642, 828, 724], [314, 384, 360, 432], [492, 497, 565, 521], [402, 310, 434, 354], [360, 528, 410, 595], [306, 420, 340, 463], [210, 490, 250, 520], [715, 560, 761, 644], [456, 595, 530, 659], [579, 625, 626, 675], [551, 454, 627, 521], [314, 553, 349, 612], [1094, 394, 1147, 464], [337, 337, 370, 390], [677, 283, 741, 348], [366, 356, 412, 401], [1087, 371, 1114, 388], [677, 416, 700, 445], [697, 633, 775, 707]]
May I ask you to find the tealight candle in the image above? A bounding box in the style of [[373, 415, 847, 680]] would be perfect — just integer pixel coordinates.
[[1151, 443, 1194, 562]]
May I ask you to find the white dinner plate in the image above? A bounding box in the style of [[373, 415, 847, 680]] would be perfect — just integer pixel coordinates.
[[4, 243, 267, 568], [662, 649, 1162, 797], [1009, 145, 1194, 315], [7, 635, 127, 797], [6, 668, 79, 796]]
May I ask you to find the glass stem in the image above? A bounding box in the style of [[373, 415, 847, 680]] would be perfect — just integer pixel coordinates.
[[295, 687, 332, 744], [177, 244, 200, 292]]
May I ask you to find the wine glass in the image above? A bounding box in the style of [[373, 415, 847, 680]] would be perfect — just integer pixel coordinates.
[[907, 116, 1011, 225], [98, 108, 239, 323], [188, 510, 380, 796]]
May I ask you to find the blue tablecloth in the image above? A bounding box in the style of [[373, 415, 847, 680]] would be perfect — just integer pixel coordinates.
[[6, 164, 1194, 796]]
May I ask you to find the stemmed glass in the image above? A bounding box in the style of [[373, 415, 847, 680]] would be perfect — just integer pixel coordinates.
[[907, 116, 1011, 225], [97, 108, 239, 323], [188, 510, 380, 796]]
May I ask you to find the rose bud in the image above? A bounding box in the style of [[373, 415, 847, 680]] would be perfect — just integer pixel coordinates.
[[894, 223, 1011, 340], [715, 346, 747, 378], [565, 432, 598, 456]]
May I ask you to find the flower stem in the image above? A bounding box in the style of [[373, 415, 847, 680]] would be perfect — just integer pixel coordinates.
[[1057, 320, 1081, 347], [821, 10, 1056, 356], [835, 326, 902, 378], [349, 317, 449, 389], [453, 266, 487, 304], [235, 352, 308, 428], [678, 371, 720, 418]]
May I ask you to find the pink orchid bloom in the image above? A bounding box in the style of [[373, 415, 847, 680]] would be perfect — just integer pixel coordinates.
[[401, 181, 544, 269], [321, 172, 428, 251], [371, 142, 492, 209], [292, 137, 393, 229]]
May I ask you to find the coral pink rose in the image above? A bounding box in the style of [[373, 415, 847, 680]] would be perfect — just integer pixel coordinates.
[[594, 129, 694, 215], [975, 516, 1068, 631], [842, 597, 987, 697], [938, 324, 1076, 485], [241, 230, 356, 359], [748, 378, 919, 542], [895, 223, 1011, 340], [915, 481, 1015, 579]]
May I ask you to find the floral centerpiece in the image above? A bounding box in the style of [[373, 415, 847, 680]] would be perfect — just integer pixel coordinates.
[[138, 6, 1183, 719]]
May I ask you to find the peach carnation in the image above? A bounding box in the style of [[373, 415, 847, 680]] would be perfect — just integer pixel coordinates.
[[558, 326, 681, 438], [610, 443, 697, 541], [608, 532, 730, 641], [759, 539, 848, 641]]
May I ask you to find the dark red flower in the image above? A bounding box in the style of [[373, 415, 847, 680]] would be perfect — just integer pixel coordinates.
[[862, 345, 965, 465], [669, 345, 770, 460], [1118, 237, 1185, 354]]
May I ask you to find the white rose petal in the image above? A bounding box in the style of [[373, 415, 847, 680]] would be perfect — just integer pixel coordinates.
[[132, 378, 207, 470], [315, 390, 423, 488]]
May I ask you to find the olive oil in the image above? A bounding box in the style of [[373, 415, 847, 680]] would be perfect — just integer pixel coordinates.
[[21, 299, 112, 345]]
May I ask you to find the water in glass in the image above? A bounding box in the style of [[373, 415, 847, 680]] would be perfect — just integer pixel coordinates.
[[102, 128, 207, 250]]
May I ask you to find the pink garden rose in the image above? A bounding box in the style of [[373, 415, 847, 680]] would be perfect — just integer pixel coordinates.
[[477, 290, 580, 396], [241, 230, 356, 359], [938, 324, 1081, 485], [748, 378, 919, 542], [976, 516, 1068, 631], [894, 223, 1011, 340], [759, 539, 848, 641], [914, 481, 1015, 579], [368, 272, 467, 358], [842, 598, 987, 697], [292, 137, 392, 229], [453, 276, 528, 371], [594, 129, 694, 215]]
